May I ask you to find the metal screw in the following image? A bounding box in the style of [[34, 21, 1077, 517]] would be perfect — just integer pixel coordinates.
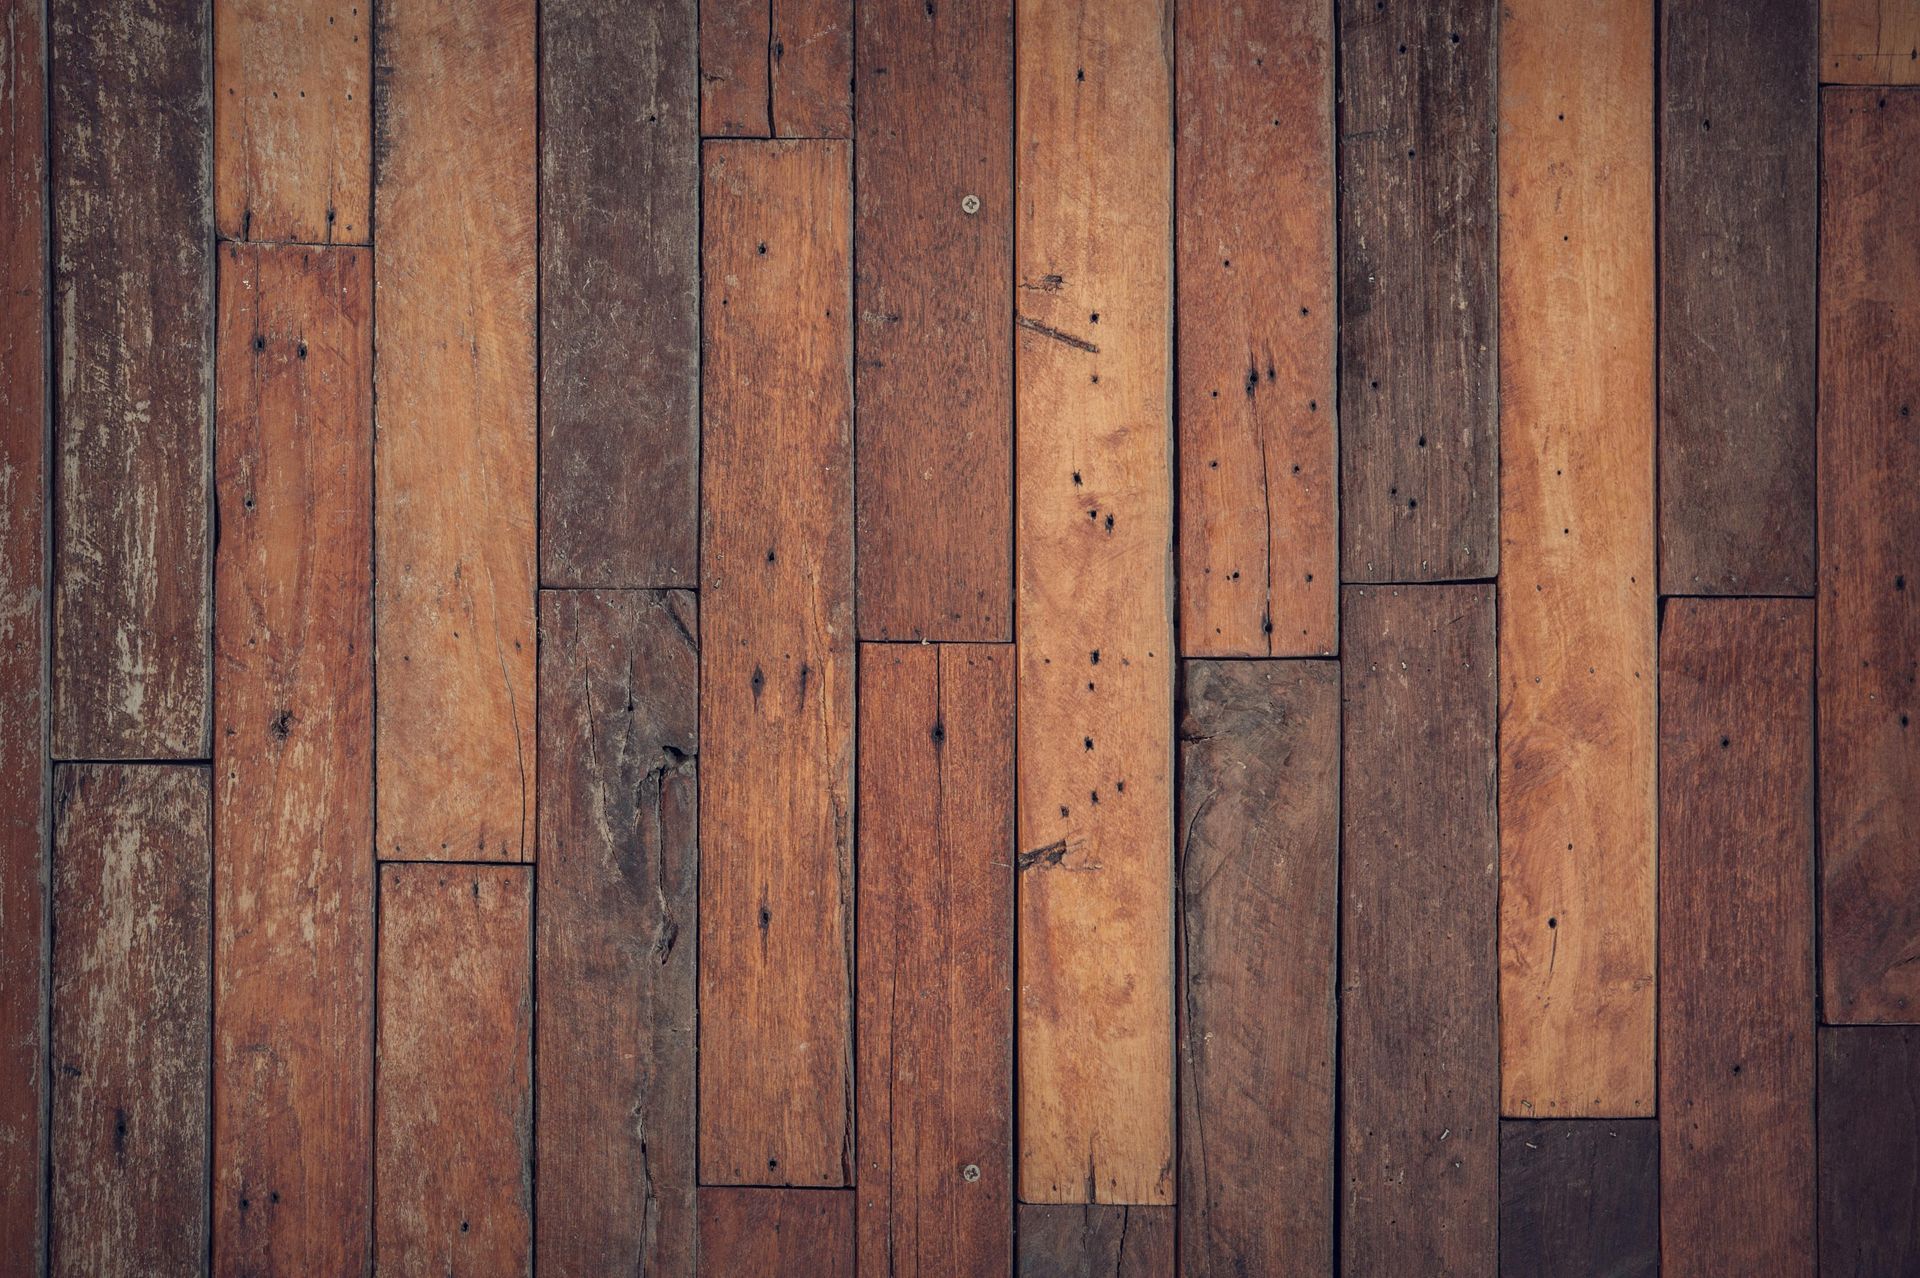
[[961, 194, 981, 215], [961, 1164, 981, 1182]]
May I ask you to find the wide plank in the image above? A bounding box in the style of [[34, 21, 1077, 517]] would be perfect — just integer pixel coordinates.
[[1820, 1027, 1920, 1271], [373, 0, 536, 861], [701, 1189, 855, 1274], [1499, 1120, 1658, 1277], [1497, 0, 1657, 1116], [699, 0, 850, 138], [1016, 1205, 1175, 1278], [699, 139, 854, 1187], [1822, 0, 1920, 84]]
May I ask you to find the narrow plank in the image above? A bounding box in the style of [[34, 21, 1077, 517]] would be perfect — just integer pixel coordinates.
[[540, 0, 698, 589], [211, 242, 373, 1274], [536, 589, 698, 1276], [50, 0, 211, 759], [699, 139, 854, 1187], [374, 864, 532, 1275], [772, 0, 851, 138], [1659, 598, 1816, 1273], [1823, 0, 1920, 84], [1659, 0, 1817, 595], [1016, 1205, 1175, 1278], [214, 0, 370, 243], [373, 0, 535, 861], [1340, 584, 1498, 1274], [49, 764, 210, 1277], [1820, 1027, 1920, 1272], [1819, 87, 1920, 1023], [1178, 0, 1336, 656], [1497, 0, 1657, 1116], [698, 0, 770, 137], [856, 643, 1014, 1278], [701, 1189, 855, 1274], [1337, 0, 1497, 583], [1499, 1121, 1658, 1278], [1178, 659, 1337, 1274], [1015, 0, 1174, 1206], [854, 0, 1011, 642]]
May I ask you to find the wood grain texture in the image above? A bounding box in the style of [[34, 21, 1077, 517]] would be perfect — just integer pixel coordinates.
[[536, 588, 698, 1277], [1338, 0, 1497, 583], [1823, 0, 1920, 84], [1015, 0, 1174, 1206], [856, 644, 1013, 1278], [701, 1188, 856, 1275], [540, 0, 698, 589], [1820, 1027, 1920, 1273], [373, 0, 535, 861], [1178, 0, 1335, 657], [1016, 1205, 1175, 1278], [1178, 659, 1337, 1274], [1340, 585, 1497, 1275], [1659, 598, 1816, 1274], [1819, 88, 1920, 1023], [374, 864, 532, 1277], [1499, 1120, 1658, 1278], [854, 0, 1011, 642], [49, 764, 210, 1278], [699, 139, 854, 1187], [699, 0, 850, 138], [1497, 0, 1657, 1117], [50, 0, 211, 760], [212, 243, 373, 1275], [1658, 0, 1817, 595], [699, 0, 769, 137], [214, 0, 369, 243]]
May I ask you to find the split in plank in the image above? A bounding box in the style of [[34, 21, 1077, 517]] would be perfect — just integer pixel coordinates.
[[699, 0, 850, 138], [700, 1188, 855, 1275], [1820, 1027, 1920, 1272], [1822, 0, 1920, 84], [1499, 1120, 1658, 1278]]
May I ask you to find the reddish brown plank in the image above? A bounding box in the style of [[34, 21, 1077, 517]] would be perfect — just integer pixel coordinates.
[[701, 1188, 856, 1275], [699, 0, 770, 137], [1822, 0, 1920, 84], [856, 643, 1013, 1278], [1500, 1120, 1658, 1277], [1820, 1027, 1920, 1272], [49, 764, 210, 1278], [1016, 1205, 1175, 1278], [700, 0, 850, 139]]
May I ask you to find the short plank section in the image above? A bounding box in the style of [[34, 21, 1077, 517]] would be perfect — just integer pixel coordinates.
[[1016, 1205, 1175, 1278], [698, 0, 769, 137], [1498, 0, 1657, 1117], [1499, 1121, 1658, 1278], [701, 1188, 855, 1275], [699, 139, 854, 1187], [699, 0, 850, 138], [1820, 1027, 1920, 1272], [1822, 0, 1920, 84], [50, 764, 210, 1278], [1341, 585, 1497, 1274]]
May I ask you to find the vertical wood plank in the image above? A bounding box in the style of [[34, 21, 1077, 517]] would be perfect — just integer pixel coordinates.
[[1178, 0, 1336, 656], [50, 0, 211, 760], [854, 0, 1011, 643], [1340, 584, 1498, 1274], [373, 0, 536, 861], [1016, 1205, 1175, 1278], [1337, 0, 1497, 583], [699, 0, 770, 137], [1820, 1027, 1920, 1272], [701, 1188, 856, 1274], [1015, 0, 1174, 1206], [1177, 659, 1337, 1274], [699, 139, 854, 1187], [1822, 0, 1920, 84], [1658, 598, 1816, 1273], [212, 242, 373, 1274], [540, 0, 699, 589], [1658, 0, 1817, 595], [772, 0, 851, 138], [374, 864, 532, 1276], [213, 0, 370, 244], [49, 764, 210, 1278], [1497, 0, 1657, 1116], [1499, 1120, 1658, 1277], [856, 643, 1014, 1278], [536, 588, 698, 1276], [1819, 87, 1920, 1023]]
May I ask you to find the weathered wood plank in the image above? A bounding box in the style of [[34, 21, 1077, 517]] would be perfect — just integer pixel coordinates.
[[701, 1188, 855, 1275], [536, 588, 698, 1276], [373, 0, 535, 861], [1499, 1120, 1658, 1277], [211, 242, 373, 1275], [856, 643, 1013, 1277], [1338, 0, 1497, 583], [1178, 659, 1337, 1274], [49, 764, 210, 1278], [1659, 598, 1816, 1273], [50, 0, 211, 760], [699, 139, 854, 1187], [540, 0, 698, 589], [772, 0, 850, 138], [1341, 584, 1498, 1273], [699, 0, 769, 137], [854, 0, 1011, 642], [1497, 0, 1657, 1116], [374, 864, 532, 1276], [1823, 0, 1920, 84], [1820, 1027, 1920, 1272], [1819, 87, 1920, 1023], [1178, 0, 1335, 655], [1016, 1205, 1175, 1278]]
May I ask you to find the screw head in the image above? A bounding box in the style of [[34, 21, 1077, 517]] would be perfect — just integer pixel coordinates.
[[961, 194, 981, 215], [961, 1163, 981, 1182]]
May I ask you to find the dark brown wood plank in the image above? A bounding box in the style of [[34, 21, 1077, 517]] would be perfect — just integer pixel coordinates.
[[700, 1188, 855, 1275], [1337, 0, 1497, 583], [1016, 1205, 1175, 1278], [1178, 659, 1337, 1274], [1659, 598, 1816, 1272], [536, 588, 698, 1276], [1340, 584, 1498, 1273], [1820, 1026, 1920, 1273], [856, 643, 1013, 1277], [1658, 0, 1817, 595], [50, 0, 212, 759], [1819, 87, 1920, 1023], [854, 0, 1011, 642], [699, 0, 770, 137], [49, 763, 210, 1278], [1499, 1120, 1658, 1277], [540, 0, 698, 589]]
